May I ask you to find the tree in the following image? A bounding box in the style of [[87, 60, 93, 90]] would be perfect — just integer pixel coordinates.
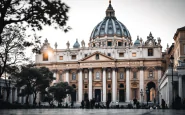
[[32, 67, 54, 105], [15, 66, 54, 105], [42, 92, 54, 107], [3, 65, 19, 102], [0, 24, 40, 78], [0, 0, 71, 44], [48, 82, 74, 107]]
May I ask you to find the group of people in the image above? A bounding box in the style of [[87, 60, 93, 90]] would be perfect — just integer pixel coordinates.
[[80, 98, 111, 109], [162, 95, 185, 109], [81, 98, 95, 109]]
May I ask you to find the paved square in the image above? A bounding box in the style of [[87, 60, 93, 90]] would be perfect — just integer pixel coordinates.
[[0, 109, 185, 115]]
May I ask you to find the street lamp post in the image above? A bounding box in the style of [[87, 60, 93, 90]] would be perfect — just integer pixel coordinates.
[[146, 86, 149, 106], [140, 89, 143, 104], [170, 55, 174, 109]]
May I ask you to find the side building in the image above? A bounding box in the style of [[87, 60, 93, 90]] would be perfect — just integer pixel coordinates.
[[159, 26, 185, 108]]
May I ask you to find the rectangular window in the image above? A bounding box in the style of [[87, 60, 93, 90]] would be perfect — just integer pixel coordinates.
[[108, 53, 111, 57], [43, 53, 48, 61], [59, 56, 63, 60], [71, 55, 76, 60], [108, 84, 111, 88], [85, 54, 88, 57], [119, 53, 124, 57], [132, 53, 136, 57], [148, 49, 153, 56], [118, 42, 122, 46], [107, 41, 112, 46]]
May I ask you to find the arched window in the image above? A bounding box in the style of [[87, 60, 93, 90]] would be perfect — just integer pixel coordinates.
[[96, 72, 100, 79], [148, 49, 153, 56], [120, 73, 124, 79], [133, 72, 137, 79], [85, 72, 88, 79], [96, 54, 99, 60], [72, 73, 76, 80], [149, 71, 153, 78], [43, 52, 48, 61]]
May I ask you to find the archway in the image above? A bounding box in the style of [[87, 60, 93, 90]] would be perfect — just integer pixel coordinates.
[[119, 83, 125, 102], [71, 84, 76, 102], [146, 82, 156, 102]]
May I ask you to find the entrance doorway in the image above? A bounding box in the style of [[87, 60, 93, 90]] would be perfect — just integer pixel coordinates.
[[119, 90, 125, 102], [146, 82, 156, 102], [84, 92, 88, 101], [71, 84, 76, 102], [108, 92, 111, 102], [95, 89, 101, 102], [71, 90, 76, 102]]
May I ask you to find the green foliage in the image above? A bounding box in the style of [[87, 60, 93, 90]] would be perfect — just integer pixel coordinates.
[[15, 66, 54, 104], [0, 0, 71, 44], [48, 82, 74, 104]]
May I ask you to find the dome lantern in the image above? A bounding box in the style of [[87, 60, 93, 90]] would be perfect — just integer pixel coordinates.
[[106, 0, 115, 17]]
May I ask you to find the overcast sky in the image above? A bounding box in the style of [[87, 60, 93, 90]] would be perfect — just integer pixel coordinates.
[[30, 0, 185, 58]]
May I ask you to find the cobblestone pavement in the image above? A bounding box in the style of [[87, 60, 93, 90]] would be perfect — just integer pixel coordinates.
[[0, 109, 185, 115]]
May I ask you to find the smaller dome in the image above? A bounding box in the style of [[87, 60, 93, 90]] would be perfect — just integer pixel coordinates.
[[134, 36, 140, 46], [73, 39, 80, 48]]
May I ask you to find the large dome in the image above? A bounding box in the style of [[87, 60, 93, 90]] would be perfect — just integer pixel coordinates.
[[90, 1, 131, 41]]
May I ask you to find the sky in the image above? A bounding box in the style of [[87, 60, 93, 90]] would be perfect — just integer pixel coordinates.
[[30, 0, 185, 59]]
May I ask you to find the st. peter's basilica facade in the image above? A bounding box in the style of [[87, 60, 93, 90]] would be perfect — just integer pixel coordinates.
[[35, 1, 163, 103]]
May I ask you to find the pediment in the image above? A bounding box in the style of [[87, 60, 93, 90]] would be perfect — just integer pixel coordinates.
[[80, 51, 114, 62]]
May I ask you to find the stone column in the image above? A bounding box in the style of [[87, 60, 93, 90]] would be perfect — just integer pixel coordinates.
[[88, 68, 92, 100], [3, 88, 6, 101], [18, 89, 22, 103], [65, 69, 69, 83], [9, 88, 12, 103], [156, 66, 162, 104], [103, 68, 106, 102], [53, 69, 58, 84], [65, 69, 69, 102], [29, 94, 33, 105], [178, 75, 183, 98], [139, 66, 144, 102], [78, 69, 83, 102], [112, 68, 116, 102], [14, 88, 17, 102], [126, 67, 130, 102]]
